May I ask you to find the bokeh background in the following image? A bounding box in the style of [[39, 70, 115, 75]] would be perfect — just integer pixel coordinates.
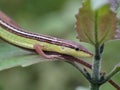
[[0, 0, 120, 90]]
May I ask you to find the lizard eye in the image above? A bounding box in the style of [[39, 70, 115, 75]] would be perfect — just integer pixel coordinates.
[[75, 48, 79, 51]]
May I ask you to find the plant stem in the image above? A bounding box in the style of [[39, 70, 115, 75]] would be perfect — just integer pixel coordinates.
[[68, 61, 91, 82], [101, 63, 120, 84], [91, 84, 100, 90], [57, 51, 120, 89], [92, 45, 101, 81], [91, 10, 101, 90], [91, 45, 101, 90]]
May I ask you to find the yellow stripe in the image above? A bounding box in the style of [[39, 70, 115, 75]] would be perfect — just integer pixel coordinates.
[[0, 27, 92, 58]]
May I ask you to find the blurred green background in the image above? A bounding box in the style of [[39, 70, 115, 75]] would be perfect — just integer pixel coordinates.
[[0, 0, 120, 90]]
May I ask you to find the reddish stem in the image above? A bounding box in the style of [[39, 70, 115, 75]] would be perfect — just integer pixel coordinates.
[[109, 80, 120, 90], [38, 51, 120, 90], [60, 54, 120, 90]]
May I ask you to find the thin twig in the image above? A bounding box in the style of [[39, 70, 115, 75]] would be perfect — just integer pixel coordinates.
[[68, 61, 92, 83], [109, 80, 120, 90], [64, 55, 120, 90], [101, 64, 120, 84], [45, 51, 120, 90]]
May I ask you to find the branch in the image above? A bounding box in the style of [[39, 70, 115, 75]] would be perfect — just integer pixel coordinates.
[[109, 80, 120, 90], [45, 51, 120, 90], [64, 55, 120, 89], [101, 63, 120, 84], [68, 61, 91, 83]]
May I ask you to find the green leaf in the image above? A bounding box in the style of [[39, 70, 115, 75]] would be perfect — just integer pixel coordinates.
[[76, 0, 117, 46], [0, 42, 57, 71]]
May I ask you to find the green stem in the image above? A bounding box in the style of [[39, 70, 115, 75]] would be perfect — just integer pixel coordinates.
[[92, 45, 101, 81], [100, 63, 120, 84], [91, 11, 101, 90], [68, 61, 91, 82], [91, 84, 100, 90], [91, 45, 101, 90]]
